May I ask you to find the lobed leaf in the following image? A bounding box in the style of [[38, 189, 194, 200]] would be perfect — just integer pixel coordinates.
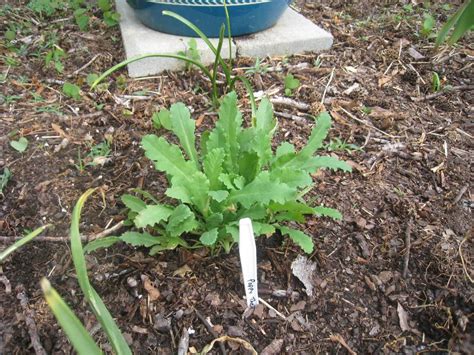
[[203, 148, 225, 190], [313, 206, 342, 220], [200, 228, 219, 246], [121, 194, 146, 213], [120, 231, 161, 247], [229, 171, 295, 208], [166, 205, 199, 237], [134, 204, 173, 229], [279, 226, 314, 254], [169, 103, 199, 168], [84, 237, 121, 254]]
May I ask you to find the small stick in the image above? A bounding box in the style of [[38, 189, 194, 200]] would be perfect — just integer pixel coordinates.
[[459, 236, 473, 284], [258, 297, 286, 320], [0, 220, 124, 244], [16, 285, 47, 355], [270, 96, 310, 111], [329, 334, 357, 355], [340, 107, 396, 138], [70, 54, 101, 77], [453, 185, 469, 205], [411, 85, 474, 102], [402, 219, 413, 279], [321, 67, 335, 104], [177, 328, 190, 355], [195, 310, 226, 355]]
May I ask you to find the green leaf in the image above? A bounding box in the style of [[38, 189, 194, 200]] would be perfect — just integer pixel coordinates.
[[62, 82, 81, 100], [121, 194, 146, 213], [252, 222, 275, 236], [41, 278, 102, 355], [284, 74, 300, 96], [255, 97, 276, 132], [74, 8, 89, 31], [149, 236, 188, 254], [270, 168, 312, 188], [10, 137, 28, 153], [169, 103, 199, 167], [208, 92, 242, 172], [86, 73, 99, 87], [84, 237, 121, 253], [279, 226, 314, 254], [0, 225, 51, 263], [169, 172, 210, 214], [152, 108, 172, 130], [448, 0, 474, 44], [300, 112, 332, 156], [209, 190, 229, 203], [270, 201, 315, 223], [70, 189, 132, 355], [203, 148, 225, 190], [275, 142, 296, 158], [421, 13, 435, 37], [120, 231, 161, 247], [205, 213, 223, 229], [1, 168, 12, 194], [302, 156, 352, 173], [200, 228, 218, 246], [238, 151, 259, 182], [141, 135, 199, 184], [97, 0, 111, 12], [134, 204, 173, 228], [229, 171, 296, 208], [313, 206, 342, 220], [166, 205, 198, 237]]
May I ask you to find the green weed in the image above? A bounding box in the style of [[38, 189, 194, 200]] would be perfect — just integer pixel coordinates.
[[284, 73, 300, 96], [85, 92, 351, 255], [0, 168, 12, 196]]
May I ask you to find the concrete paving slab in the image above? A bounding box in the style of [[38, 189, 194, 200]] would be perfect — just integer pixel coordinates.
[[236, 9, 333, 58], [115, 0, 333, 77], [116, 0, 236, 77]]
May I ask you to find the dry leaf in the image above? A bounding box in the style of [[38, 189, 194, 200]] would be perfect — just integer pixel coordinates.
[[397, 302, 411, 332], [173, 264, 193, 277], [141, 275, 160, 301], [291, 255, 317, 297]]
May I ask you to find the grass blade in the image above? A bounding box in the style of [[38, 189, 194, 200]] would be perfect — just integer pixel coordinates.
[[70, 188, 132, 355], [162, 11, 232, 86], [0, 225, 51, 263], [41, 278, 102, 355], [91, 54, 212, 89]]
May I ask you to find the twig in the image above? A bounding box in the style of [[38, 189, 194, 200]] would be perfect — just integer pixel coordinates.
[[16, 285, 47, 355], [402, 219, 413, 279], [274, 111, 305, 124], [459, 236, 473, 284], [88, 220, 124, 241], [195, 310, 227, 355], [453, 185, 469, 205], [321, 67, 335, 104], [329, 334, 357, 355], [411, 85, 474, 102], [70, 54, 101, 77], [177, 328, 190, 355], [0, 220, 124, 244], [270, 96, 310, 111], [339, 107, 396, 138], [258, 297, 287, 320]]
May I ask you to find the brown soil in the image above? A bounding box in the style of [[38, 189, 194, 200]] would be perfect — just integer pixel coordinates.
[[1, 0, 473, 354]]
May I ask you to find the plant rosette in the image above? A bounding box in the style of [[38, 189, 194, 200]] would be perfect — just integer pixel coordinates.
[[85, 92, 352, 255]]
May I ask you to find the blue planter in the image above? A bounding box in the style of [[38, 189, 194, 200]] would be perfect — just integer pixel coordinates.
[[127, 0, 292, 37]]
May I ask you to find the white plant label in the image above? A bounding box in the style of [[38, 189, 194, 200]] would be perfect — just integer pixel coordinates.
[[239, 218, 259, 308]]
